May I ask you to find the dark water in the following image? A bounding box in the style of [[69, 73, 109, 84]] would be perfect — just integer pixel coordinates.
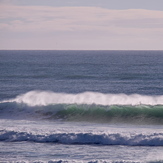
[[1, 50, 163, 101]]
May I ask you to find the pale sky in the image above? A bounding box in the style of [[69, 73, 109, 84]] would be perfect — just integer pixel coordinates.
[[0, 0, 163, 50]]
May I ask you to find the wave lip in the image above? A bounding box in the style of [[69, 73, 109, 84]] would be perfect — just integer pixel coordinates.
[[0, 130, 163, 146], [1, 91, 163, 124], [3, 90, 163, 106]]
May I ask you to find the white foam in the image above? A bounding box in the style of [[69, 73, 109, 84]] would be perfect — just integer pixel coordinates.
[[3, 90, 163, 106], [0, 130, 163, 146]]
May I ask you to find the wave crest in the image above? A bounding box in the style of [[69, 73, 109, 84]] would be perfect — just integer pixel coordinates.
[[1, 91, 163, 124], [3, 90, 163, 106]]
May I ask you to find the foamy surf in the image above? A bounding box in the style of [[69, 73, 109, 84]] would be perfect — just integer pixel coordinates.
[[0, 129, 163, 146]]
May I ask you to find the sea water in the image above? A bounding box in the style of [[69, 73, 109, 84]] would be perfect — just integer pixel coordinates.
[[0, 50, 163, 163]]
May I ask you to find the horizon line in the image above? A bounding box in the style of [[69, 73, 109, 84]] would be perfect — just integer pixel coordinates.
[[1, 49, 163, 51]]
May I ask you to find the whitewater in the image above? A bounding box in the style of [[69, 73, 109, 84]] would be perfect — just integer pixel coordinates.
[[0, 50, 163, 163]]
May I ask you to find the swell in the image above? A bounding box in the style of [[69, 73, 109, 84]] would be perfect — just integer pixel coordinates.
[[0, 91, 163, 124], [0, 129, 163, 146]]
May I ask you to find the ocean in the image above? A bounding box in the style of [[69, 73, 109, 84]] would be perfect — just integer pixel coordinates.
[[0, 50, 163, 163]]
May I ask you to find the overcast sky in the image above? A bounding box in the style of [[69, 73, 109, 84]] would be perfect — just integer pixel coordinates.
[[0, 0, 163, 50]]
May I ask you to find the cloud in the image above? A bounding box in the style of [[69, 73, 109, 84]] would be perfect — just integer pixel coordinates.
[[1, 5, 163, 31], [1, 4, 163, 49]]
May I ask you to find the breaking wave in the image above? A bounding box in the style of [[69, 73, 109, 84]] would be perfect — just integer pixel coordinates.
[[2, 90, 163, 106], [0, 91, 163, 124], [0, 129, 163, 146]]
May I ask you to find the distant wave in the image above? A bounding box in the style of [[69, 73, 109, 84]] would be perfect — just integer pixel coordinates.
[[1, 91, 163, 124], [0, 129, 163, 146]]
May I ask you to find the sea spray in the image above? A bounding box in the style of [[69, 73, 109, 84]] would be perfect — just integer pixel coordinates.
[[2, 90, 163, 106]]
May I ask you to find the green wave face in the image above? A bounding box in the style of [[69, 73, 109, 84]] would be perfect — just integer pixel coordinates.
[[1, 101, 163, 125], [52, 104, 163, 124]]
